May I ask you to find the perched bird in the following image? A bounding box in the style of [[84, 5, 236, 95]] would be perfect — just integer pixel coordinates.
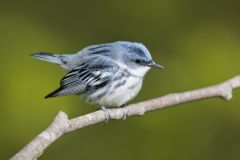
[[32, 41, 163, 119]]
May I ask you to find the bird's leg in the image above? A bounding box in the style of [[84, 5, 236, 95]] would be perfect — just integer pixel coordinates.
[[121, 106, 128, 120], [100, 106, 111, 123]]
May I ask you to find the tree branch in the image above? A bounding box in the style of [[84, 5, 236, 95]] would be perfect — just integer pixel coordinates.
[[11, 75, 240, 160]]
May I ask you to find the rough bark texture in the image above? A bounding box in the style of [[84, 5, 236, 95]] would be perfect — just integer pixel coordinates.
[[11, 75, 240, 160]]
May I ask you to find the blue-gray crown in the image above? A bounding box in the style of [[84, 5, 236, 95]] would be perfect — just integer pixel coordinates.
[[83, 41, 163, 69]]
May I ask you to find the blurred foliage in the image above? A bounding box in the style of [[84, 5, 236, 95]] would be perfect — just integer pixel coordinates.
[[0, 0, 240, 159]]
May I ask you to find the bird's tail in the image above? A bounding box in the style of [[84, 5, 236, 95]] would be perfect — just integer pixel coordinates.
[[31, 52, 63, 64], [31, 52, 72, 70]]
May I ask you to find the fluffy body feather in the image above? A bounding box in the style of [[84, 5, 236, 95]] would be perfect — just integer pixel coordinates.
[[32, 41, 162, 108]]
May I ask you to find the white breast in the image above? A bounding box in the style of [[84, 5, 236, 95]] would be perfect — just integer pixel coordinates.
[[90, 76, 143, 107], [87, 62, 150, 107]]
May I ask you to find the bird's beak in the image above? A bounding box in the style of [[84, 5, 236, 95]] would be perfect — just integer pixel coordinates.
[[147, 61, 164, 69]]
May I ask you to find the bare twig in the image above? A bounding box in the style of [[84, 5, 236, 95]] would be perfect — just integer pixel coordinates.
[[11, 75, 240, 160]]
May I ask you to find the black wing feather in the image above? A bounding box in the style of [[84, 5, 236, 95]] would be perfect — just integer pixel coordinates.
[[45, 56, 119, 98]]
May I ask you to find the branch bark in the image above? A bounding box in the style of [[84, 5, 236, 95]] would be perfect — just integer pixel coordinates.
[[11, 75, 240, 160]]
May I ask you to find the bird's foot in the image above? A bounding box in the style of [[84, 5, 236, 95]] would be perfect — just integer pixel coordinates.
[[122, 107, 128, 120], [101, 106, 111, 123]]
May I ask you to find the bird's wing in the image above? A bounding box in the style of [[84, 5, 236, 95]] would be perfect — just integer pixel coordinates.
[[45, 55, 119, 98]]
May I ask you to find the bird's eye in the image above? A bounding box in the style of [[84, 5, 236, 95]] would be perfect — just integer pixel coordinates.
[[135, 59, 141, 64]]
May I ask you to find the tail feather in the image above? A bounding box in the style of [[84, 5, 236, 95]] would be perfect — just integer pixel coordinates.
[[45, 85, 82, 98], [45, 86, 77, 98], [45, 87, 63, 98], [31, 52, 62, 64]]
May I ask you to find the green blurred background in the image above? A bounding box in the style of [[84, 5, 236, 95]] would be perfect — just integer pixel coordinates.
[[1, 0, 240, 159]]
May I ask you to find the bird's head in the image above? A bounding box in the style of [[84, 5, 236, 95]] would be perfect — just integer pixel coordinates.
[[116, 41, 164, 76]]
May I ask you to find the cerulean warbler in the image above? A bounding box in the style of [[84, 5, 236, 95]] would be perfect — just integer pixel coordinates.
[[32, 41, 163, 112]]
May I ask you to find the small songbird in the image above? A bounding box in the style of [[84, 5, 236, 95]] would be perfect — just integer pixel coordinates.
[[32, 41, 163, 118]]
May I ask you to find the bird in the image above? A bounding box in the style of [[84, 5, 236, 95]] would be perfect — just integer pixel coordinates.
[[32, 41, 164, 120]]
